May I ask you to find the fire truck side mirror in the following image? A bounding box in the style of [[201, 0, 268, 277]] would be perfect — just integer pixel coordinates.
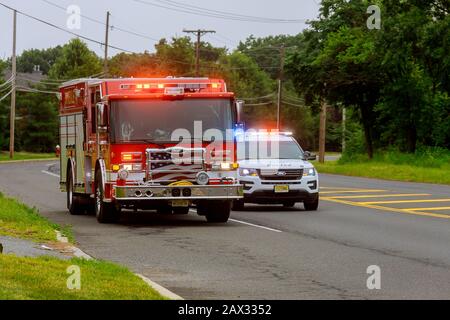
[[236, 100, 244, 123], [96, 103, 108, 131]]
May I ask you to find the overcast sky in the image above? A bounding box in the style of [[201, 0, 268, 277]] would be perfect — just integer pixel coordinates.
[[0, 0, 320, 59]]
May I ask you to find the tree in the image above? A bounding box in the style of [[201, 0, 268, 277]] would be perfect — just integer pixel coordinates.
[[48, 38, 102, 80], [16, 47, 63, 75]]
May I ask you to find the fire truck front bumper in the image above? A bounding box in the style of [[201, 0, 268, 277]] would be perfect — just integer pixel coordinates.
[[113, 184, 243, 201]]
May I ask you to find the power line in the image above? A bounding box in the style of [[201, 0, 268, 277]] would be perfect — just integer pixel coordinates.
[[281, 100, 306, 108], [238, 93, 276, 100], [0, 83, 12, 93], [41, 0, 160, 42], [244, 101, 275, 107], [133, 0, 307, 24], [0, 88, 13, 102], [183, 29, 216, 77], [0, 2, 135, 54], [16, 86, 59, 95], [0, 76, 14, 87]]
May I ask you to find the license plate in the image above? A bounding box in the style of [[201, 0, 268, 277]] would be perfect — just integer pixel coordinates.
[[274, 185, 289, 193], [171, 200, 190, 207]]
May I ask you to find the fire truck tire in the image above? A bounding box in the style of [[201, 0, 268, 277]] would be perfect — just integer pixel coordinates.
[[205, 201, 231, 223], [67, 170, 84, 215], [157, 205, 172, 215], [196, 202, 208, 216], [95, 171, 120, 223], [172, 207, 190, 215]]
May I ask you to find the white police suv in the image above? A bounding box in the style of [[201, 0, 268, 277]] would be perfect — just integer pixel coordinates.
[[233, 132, 319, 211]]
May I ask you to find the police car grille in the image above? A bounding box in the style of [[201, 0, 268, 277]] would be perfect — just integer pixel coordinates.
[[258, 169, 303, 180]]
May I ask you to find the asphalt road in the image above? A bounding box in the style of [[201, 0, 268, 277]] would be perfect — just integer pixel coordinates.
[[1, 160, 449, 299]]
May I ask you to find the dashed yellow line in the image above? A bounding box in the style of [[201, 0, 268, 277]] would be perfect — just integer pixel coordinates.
[[361, 199, 450, 205], [326, 193, 431, 199], [321, 197, 450, 219], [320, 189, 386, 194], [406, 207, 450, 211]]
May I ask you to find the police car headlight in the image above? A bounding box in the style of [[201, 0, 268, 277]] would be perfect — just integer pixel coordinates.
[[196, 172, 209, 185], [239, 168, 258, 177], [118, 169, 129, 180], [303, 168, 316, 177]]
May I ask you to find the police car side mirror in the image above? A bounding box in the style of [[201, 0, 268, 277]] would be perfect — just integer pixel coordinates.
[[96, 103, 108, 132], [303, 151, 317, 161]]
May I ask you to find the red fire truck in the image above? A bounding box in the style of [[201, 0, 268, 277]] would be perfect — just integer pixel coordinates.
[[58, 77, 243, 224]]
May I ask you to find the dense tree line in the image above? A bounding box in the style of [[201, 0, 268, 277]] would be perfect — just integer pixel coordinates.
[[287, 0, 450, 157], [1, 0, 449, 156]]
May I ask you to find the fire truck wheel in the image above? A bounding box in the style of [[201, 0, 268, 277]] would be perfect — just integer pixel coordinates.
[[67, 171, 84, 215], [157, 205, 172, 215], [196, 201, 208, 216], [95, 171, 120, 223], [172, 207, 190, 215], [205, 201, 231, 223]]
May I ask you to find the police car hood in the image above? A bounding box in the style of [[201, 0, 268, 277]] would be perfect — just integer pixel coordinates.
[[238, 159, 313, 170]]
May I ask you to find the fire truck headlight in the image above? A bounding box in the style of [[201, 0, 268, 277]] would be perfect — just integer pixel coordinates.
[[196, 172, 209, 185], [212, 162, 239, 171], [118, 169, 129, 181]]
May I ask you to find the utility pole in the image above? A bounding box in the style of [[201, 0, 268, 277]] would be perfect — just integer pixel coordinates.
[[183, 29, 216, 77], [276, 45, 285, 130], [9, 10, 17, 159], [103, 11, 110, 76], [319, 99, 328, 163], [342, 107, 347, 153]]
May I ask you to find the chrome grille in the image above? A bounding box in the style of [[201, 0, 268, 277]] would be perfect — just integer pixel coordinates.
[[146, 147, 206, 183], [258, 169, 303, 181]]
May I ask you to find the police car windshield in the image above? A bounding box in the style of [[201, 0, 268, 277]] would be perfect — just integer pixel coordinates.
[[237, 139, 304, 160], [111, 99, 233, 143]]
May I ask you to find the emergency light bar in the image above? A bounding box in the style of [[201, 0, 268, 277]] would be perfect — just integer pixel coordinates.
[[120, 82, 223, 93], [236, 131, 294, 137]]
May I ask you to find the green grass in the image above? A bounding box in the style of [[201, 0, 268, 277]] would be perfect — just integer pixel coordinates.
[[0, 255, 165, 300], [0, 192, 73, 243], [0, 152, 56, 162], [314, 149, 450, 185]]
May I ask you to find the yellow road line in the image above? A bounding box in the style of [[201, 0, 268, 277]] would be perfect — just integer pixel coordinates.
[[321, 197, 450, 219], [320, 187, 361, 190], [327, 193, 431, 199], [361, 199, 450, 205], [320, 189, 386, 194], [406, 207, 450, 211]]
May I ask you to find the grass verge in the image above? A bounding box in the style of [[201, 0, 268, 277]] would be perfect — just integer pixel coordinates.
[[0, 152, 56, 162], [0, 193, 166, 300], [0, 255, 165, 300], [314, 149, 450, 185], [0, 192, 73, 243]]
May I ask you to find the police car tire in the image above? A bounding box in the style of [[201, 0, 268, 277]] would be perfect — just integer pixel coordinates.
[[304, 198, 319, 211], [231, 199, 245, 211]]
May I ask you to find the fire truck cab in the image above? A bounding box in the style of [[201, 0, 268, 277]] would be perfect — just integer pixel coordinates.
[[59, 77, 243, 223]]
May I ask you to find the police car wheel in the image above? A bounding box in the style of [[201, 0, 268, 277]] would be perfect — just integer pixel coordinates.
[[304, 199, 319, 211], [231, 199, 245, 211], [283, 202, 296, 208]]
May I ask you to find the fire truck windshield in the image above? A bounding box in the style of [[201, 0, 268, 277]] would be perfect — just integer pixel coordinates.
[[110, 99, 234, 143]]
